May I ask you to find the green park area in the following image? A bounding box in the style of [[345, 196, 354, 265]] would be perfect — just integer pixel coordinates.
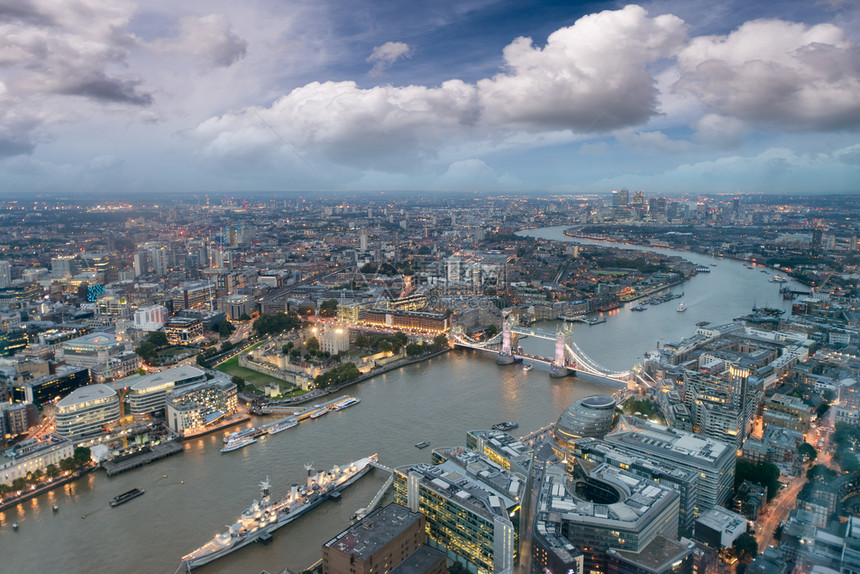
[[216, 353, 284, 388]]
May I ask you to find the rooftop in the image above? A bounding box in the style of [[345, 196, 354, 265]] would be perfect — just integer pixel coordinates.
[[607, 416, 731, 466], [609, 536, 693, 573], [56, 383, 116, 407], [695, 506, 747, 534], [388, 545, 446, 574], [129, 365, 206, 392], [324, 503, 423, 560], [63, 332, 119, 348], [396, 447, 525, 522]]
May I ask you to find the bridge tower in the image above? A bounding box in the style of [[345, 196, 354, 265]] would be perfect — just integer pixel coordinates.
[[496, 320, 515, 365], [550, 325, 570, 378]]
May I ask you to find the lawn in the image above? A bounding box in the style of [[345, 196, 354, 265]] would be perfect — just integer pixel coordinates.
[[217, 362, 284, 387]]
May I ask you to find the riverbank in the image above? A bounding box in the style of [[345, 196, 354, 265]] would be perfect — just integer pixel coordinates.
[[0, 466, 96, 512], [255, 348, 451, 409], [562, 229, 811, 287]]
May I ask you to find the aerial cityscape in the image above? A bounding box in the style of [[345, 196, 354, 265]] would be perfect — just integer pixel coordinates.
[[1, 2, 859, 574]]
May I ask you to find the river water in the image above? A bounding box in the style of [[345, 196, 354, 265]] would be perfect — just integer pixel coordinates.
[[0, 226, 803, 574]]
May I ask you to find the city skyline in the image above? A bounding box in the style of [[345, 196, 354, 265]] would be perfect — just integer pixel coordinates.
[[1, 0, 859, 196]]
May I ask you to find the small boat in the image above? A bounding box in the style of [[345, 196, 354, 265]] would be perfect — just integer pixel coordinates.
[[677, 302, 687, 313], [12, 522, 18, 529], [352, 507, 368, 521], [110, 488, 145, 507], [53, 505, 59, 512], [221, 436, 257, 453], [492, 422, 519, 432], [415, 441, 430, 449], [696, 321, 710, 327], [710, 263, 717, 266], [523, 363, 533, 372], [631, 306, 647, 312]]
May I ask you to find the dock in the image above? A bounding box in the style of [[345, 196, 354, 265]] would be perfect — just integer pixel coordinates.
[[257, 395, 353, 418], [102, 441, 184, 477]]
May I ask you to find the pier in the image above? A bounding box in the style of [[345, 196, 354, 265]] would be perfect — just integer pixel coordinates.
[[103, 441, 185, 477]]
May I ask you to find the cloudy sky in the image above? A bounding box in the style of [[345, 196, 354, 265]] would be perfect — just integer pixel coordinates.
[[1, 0, 859, 196]]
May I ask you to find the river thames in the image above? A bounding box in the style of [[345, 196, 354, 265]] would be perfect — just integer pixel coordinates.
[[0, 226, 803, 573]]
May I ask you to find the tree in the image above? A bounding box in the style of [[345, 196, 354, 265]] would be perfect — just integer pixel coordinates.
[[0, 483, 11, 497], [319, 299, 339, 317], [798, 442, 818, 463], [11, 477, 27, 492], [735, 459, 781, 500], [59, 458, 77, 473], [45, 464, 59, 480], [196, 354, 209, 368], [406, 343, 425, 356], [73, 446, 91, 468], [305, 336, 320, 353], [485, 324, 499, 338], [135, 341, 157, 361], [146, 331, 168, 347], [28, 469, 43, 484], [282, 342, 294, 355], [216, 320, 235, 338], [239, 313, 251, 321], [733, 532, 759, 563], [220, 341, 234, 353], [354, 335, 369, 348], [253, 312, 301, 336], [232, 375, 246, 392], [807, 464, 837, 483], [432, 334, 449, 349]]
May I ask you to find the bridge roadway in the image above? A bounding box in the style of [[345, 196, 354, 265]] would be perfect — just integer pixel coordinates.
[[451, 327, 635, 388]]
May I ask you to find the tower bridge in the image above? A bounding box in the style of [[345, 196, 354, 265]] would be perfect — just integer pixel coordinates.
[[450, 320, 636, 386]]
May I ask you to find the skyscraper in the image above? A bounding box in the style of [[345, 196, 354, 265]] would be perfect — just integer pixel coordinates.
[[0, 260, 10, 288]]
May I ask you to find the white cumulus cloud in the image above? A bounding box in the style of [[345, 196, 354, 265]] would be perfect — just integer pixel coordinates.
[[367, 41, 413, 76], [192, 5, 689, 170], [675, 19, 860, 131]]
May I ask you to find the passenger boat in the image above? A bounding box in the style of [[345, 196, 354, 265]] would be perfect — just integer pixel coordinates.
[[414, 441, 430, 449], [492, 422, 519, 432], [333, 398, 360, 411], [309, 408, 328, 419], [221, 436, 257, 453], [266, 419, 298, 435], [677, 302, 687, 312], [224, 426, 258, 444], [110, 488, 145, 507], [180, 455, 377, 570]]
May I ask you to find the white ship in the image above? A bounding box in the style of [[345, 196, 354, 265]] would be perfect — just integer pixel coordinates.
[[220, 436, 257, 453], [224, 426, 258, 444], [677, 302, 687, 312], [266, 418, 298, 435], [333, 397, 360, 411], [180, 455, 377, 570]]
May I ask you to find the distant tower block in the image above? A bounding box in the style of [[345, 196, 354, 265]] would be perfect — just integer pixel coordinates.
[[497, 320, 514, 365], [550, 326, 569, 378]]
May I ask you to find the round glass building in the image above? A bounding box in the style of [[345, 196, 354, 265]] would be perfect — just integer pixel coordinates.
[[554, 394, 617, 451]]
